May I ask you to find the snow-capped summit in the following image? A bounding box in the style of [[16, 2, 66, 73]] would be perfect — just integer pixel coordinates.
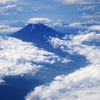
[[23, 23, 50, 32], [27, 23, 50, 31], [10, 23, 63, 41]]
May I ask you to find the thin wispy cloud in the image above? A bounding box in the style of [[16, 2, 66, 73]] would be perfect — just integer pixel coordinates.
[[33, 7, 42, 11], [0, 4, 17, 15], [48, 22, 63, 27], [81, 13, 100, 19], [16, 7, 23, 12], [0, 0, 29, 5], [26, 18, 52, 24], [0, 25, 22, 34], [0, 4, 17, 10], [33, 6, 57, 11], [0, 0, 18, 4], [77, 5, 98, 10], [64, 21, 100, 33], [54, 0, 100, 4], [88, 25, 100, 31]]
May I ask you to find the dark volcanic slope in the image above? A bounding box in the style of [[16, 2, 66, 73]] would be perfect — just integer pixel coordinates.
[[10, 23, 65, 56], [10, 23, 64, 42]]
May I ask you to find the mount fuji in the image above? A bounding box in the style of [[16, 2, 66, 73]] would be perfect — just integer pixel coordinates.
[[10, 23, 63, 43], [10, 23, 65, 56]]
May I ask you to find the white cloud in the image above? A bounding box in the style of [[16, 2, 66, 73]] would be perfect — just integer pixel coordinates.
[[55, 0, 83, 4], [0, 0, 18, 4], [81, 13, 100, 19], [16, 7, 23, 12], [48, 22, 63, 27], [0, 36, 70, 84], [77, 5, 98, 10], [83, 20, 100, 24], [0, 25, 22, 34], [54, 0, 100, 4], [0, 0, 28, 5], [25, 65, 100, 100], [88, 25, 100, 31], [0, 20, 19, 25], [33, 7, 42, 11], [58, 19, 62, 21], [32, 6, 57, 12], [95, 12, 100, 14], [25, 32, 100, 100], [67, 21, 100, 32], [48, 32, 100, 56], [0, 4, 17, 15], [0, 0, 29, 5], [68, 22, 82, 28], [26, 18, 52, 24], [0, 4, 17, 10]]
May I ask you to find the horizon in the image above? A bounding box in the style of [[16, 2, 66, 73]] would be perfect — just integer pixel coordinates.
[[0, 0, 100, 35]]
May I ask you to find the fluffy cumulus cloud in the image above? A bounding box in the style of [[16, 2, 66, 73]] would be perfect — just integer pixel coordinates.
[[88, 25, 100, 31], [26, 18, 52, 24], [54, 0, 100, 4], [48, 32, 100, 63], [25, 32, 100, 100], [25, 65, 100, 100], [0, 25, 22, 34], [0, 36, 70, 84]]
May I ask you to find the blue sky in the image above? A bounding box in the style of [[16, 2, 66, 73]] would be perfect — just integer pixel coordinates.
[[0, 0, 100, 100], [0, 0, 100, 34]]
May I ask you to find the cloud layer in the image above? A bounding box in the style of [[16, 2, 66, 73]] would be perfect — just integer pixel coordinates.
[[0, 0, 18, 4], [25, 65, 100, 100], [26, 18, 52, 24], [88, 25, 100, 31], [0, 36, 70, 84], [25, 31, 100, 100], [54, 0, 100, 4], [0, 25, 22, 34]]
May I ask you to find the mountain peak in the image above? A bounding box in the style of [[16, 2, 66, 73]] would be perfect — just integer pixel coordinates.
[[25, 23, 49, 31], [10, 23, 64, 52], [10, 23, 64, 43]]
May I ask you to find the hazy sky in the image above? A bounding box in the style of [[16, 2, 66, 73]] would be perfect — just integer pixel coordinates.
[[0, 0, 100, 34]]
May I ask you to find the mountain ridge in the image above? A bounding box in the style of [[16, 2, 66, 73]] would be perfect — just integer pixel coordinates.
[[10, 23, 64, 44], [11, 23, 63, 37], [10, 23, 66, 57]]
